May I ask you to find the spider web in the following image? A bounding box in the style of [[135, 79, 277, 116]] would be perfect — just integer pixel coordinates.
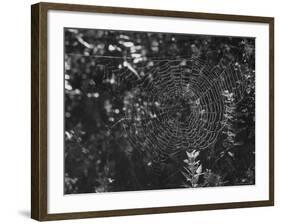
[[105, 57, 246, 161]]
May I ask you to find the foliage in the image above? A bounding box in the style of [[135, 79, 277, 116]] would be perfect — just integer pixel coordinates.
[[64, 28, 255, 193], [181, 151, 202, 188]]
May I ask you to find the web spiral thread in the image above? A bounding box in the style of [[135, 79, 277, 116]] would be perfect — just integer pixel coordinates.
[[105, 57, 246, 161]]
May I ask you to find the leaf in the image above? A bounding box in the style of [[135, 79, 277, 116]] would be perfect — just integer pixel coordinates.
[[228, 151, 234, 157], [181, 171, 191, 181], [183, 167, 192, 175], [194, 151, 200, 159], [123, 61, 141, 79], [196, 165, 202, 174], [186, 151, 192, 158], [234, 141, 244, 146]]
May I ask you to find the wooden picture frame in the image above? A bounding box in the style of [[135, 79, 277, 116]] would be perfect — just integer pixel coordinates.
[[31, 2, 274, 221]]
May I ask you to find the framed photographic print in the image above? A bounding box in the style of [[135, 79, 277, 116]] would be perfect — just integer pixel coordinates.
[[31, 2, 274, 221]]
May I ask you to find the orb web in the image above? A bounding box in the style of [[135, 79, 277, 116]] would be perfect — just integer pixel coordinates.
[[107, 57, 246, 161]]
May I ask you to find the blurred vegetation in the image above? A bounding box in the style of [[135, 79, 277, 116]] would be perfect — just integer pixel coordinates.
[[64, 28, 255, 194]]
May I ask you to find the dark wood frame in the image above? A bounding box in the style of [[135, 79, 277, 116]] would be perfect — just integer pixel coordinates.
[[31, 2, 274, 221]]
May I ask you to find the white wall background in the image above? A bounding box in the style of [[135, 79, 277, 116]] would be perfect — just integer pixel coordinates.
[[0, 0, 279, 223]]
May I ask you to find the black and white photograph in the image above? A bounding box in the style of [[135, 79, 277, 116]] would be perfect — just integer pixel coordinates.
[[64, 28, 255, 194]]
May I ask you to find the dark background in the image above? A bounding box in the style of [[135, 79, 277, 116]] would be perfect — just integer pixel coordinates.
[[64, 28, 255, 194]]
